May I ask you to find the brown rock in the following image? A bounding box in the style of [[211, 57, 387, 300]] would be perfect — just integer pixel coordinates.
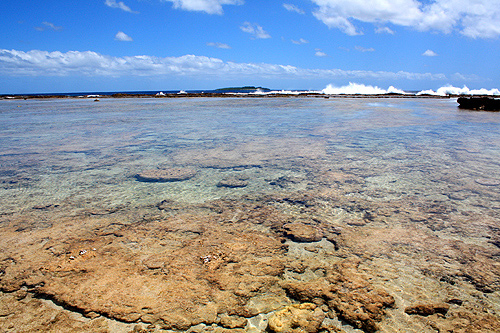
[[268, 303, 325, 333], [135, 168, 197, 182], [405, 303, 450, 316], [327, 259, 395, 333], [283, 223, 323, 242], [281, 259, 395, 333], [219, 314, 247, 328]]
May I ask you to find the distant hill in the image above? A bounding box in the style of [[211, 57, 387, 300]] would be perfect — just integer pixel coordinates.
[[215, 86, 271, 92]]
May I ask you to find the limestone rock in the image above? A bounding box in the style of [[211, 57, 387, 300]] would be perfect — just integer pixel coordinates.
[[219, 314, 247, 329], [283, 223, 323, 242], [405, 302, 450, 316], [217, 176, 248, 188], [281, 259, 395, 333], [268, 303, 325, 333]]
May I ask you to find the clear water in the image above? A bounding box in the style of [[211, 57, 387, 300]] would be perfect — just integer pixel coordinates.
[[2, 97, 500, 212]]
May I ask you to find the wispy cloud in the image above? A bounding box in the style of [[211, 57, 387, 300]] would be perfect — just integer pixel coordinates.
[[283, 3, 305, 14], [207, 42, 231, 49], [423, 49, 438, 57], [35, 22, 62, 31], [355, 46, 375, 52], [240, 22, 271, 39], [104, 0, 138, 13], [0, 49, 450, 82], [165, 0, 243, 15], [375, 26, 394, 34], [315, 49, 328, 57], [115, 31, 133, 41], [311, 0, 500, 38], [291, 38, 309, 45]]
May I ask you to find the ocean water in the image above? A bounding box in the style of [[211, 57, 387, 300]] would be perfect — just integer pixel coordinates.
[[1, 97, 500, 332]]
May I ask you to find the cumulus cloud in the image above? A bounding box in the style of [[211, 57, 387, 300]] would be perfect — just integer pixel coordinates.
[[165, 0, 243, 15], [115, 31, 133, 41], [291, 38, 309, 44], [0, 49, 450, 82], [207, 42, 231, 49], [240, 22, 271, 39], [35, 22, 62, 31], [311, 0, 500, 38], [283, 3, 305, 14], [105, 0, 138, 13], [423, 49, 438, 56]]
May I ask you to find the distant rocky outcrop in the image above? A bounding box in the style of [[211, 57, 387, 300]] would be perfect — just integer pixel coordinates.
[[457, 97, 500, 111]]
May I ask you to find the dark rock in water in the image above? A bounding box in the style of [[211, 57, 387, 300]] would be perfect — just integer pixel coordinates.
[[135, 168, 197, 182], [405, 303, 449, 316], [457, 97, 500, 111]]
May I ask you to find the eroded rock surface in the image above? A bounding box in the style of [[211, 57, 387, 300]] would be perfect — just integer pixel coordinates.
[[268, 303, 325, 333], [1, 187, 500, 332]]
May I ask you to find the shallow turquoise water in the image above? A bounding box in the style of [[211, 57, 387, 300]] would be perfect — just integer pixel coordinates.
[[1, 97, 500, 215]]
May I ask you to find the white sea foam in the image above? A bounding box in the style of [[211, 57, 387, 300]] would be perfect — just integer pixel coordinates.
[[322, 83, 406, 95], [417, 85, 500, 96]]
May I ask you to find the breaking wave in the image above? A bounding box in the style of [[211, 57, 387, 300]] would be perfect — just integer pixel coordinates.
[[321, 83, 500, 96], [322, 83, 406, 95], [417, 85, 500, 96]]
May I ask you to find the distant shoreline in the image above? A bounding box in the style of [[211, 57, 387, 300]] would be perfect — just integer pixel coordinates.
[[0, 91, 465, 100]]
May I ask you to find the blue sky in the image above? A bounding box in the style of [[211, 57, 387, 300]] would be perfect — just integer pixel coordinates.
[[1, 0, 499, 94]]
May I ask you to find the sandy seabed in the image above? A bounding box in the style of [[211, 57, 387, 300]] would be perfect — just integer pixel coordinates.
[[1, 97, 500, 332]]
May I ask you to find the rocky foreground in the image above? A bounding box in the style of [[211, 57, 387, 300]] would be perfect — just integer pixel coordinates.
[[1, 171, 500, 332]]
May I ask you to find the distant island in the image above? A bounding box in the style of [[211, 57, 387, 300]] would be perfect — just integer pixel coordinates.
[[215, 86, 271, 92]]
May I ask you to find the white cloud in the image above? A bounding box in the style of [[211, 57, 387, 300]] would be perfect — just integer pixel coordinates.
[[105, 0, 138, 13], [115, 31, 133, 41], [423, 49, 438, 56], [355, 46, 375, 52], [165, 0, 243, 15], [291, 38, 309, 44], [240, 22, 271, 39], [0, 49, 450, 82], [283, 3, 305, 14], [207, 42, 231, 49], [311, 0, 500, 38], [375, 26, 394, 34], [315, 49, 328, 57], [35, 22, 62, 31]]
